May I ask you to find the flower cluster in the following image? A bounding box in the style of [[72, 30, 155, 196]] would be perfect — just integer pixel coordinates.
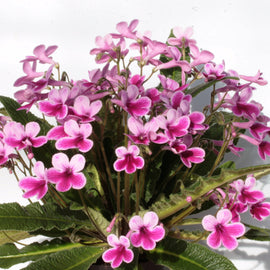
[[0, 19, 270, 269]]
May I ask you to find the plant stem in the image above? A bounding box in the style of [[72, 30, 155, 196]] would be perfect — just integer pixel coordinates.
[[124, 173, 130, 217]]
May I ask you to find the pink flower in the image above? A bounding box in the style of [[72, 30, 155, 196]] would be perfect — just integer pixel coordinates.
[[102, 234, 134, 268], [111, 85, 151, 117], [113, 144, 144, 174], [240, 70, 268, 86], [47, 153, 86, 192], [72, 95, 102, 123], [168, 26, 196, 48], [38, 88, 69, 119], [54, 120, 93, 153], [4, 121, 47, 151], [202, 209, 245, 250], [129, 211, 165, 250], [180, 147, 205, 168], [231, 175, 264, 205], [19, 161, 48, 200], [250, 200, 270, 221], [0, 141, 13, 165]]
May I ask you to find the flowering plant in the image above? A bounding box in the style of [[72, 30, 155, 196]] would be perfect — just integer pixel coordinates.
[[0, 19, 270, 269]]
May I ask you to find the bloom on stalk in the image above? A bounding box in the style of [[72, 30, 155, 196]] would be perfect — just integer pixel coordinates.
[[129, 211, 165, 250], [46, 153, 86, 192], [202, 209, 245, 250], [113, 144, 144, 174], [102, 234, 134, 268]]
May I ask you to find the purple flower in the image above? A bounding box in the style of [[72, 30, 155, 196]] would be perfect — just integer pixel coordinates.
[[54, 120, 93, 152], [111, 85, 151, 117], [129, 211, 165, 250], [113, 144, 144, 174], [202, 209, 245, 250], [231, 175, 264, 205], [19, 161, 48, 199], [4, 121, 47, 151], [250, 200, 270, 221], [102, 234, 134, 268], [47, 153, 86, 192]]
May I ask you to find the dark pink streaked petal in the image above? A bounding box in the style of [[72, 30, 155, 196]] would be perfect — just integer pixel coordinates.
[[225, 223, 245, 238], [47, 126, 66, 140], [68, 173, 86, 189], [149, 226, 166, 242], [207, 231, 221, 249], [46, 169, 66, 184], [31, 136, 47, 148], [220, 233, 238, 250], [128, 97, 151, 116]]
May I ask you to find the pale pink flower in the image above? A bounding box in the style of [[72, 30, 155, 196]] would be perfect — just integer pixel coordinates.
[[129, 211, 165, 250], [168, 26, 196, 48], [113, 144, 144, 174], [0, 141, 14, 165], [19, 161, 48, 199], [240, 70, 268, 86], [47, 153, 86, 192], [202, 209, 245, 250], [72, 95, 102, 123], [102, 234, 134, 268]]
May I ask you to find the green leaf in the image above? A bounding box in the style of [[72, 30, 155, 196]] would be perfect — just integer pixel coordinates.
[[0, 231, 30, 245], [0, 202, 92, 232], [151, 164, 270, 220], [22, 243, 103, 270], [185, 77, 239, 98], [244, 224, 270, 241], [0, 239, 103, 269], [147, 238, 237, 270]]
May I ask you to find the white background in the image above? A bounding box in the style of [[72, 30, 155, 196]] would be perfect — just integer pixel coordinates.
[[0, 0, 270, 269]]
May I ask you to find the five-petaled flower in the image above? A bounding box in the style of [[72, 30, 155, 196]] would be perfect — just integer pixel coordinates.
[[202, 209, 245, 250], [113, 144, 144, 174], [129, 211, 165, 250], [102, 234, 134, 268], [46, 153, 86, 192]]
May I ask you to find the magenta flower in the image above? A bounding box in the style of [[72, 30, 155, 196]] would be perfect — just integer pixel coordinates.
[[54, 120, 93, 152], [203, 62, 226, 81], [111, 85, 151, 117], [202, 209, 245, 250], [250, 200, 270, 221], [19, 161, 48, 200], [129, 211, 165, 250], [180, 147, 205, 168], [157, 109, 190, 141], [4, 121, 47, 150], [102, 234, 134, 268], [231, 175, 264, 205], [47, 153, 86, 192], [113, 144, 144, 174]]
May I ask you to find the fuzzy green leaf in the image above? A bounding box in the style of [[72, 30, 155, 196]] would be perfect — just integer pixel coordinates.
[[185, 77, 239, 98], [0, 202, 92, 232], [147, 238, 236, 270], [244, 224, 270, 241], [0, 239, 103, 269], [151, 164, 270, 220]]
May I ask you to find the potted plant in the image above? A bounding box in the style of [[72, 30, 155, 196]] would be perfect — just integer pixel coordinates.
[[0, 19, 269, 269]]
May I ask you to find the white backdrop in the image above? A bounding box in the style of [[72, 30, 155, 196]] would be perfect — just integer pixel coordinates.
[[0, 0, 270, 269]]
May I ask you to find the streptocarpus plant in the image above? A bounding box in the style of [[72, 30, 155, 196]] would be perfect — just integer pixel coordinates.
[[0, 20, 270, 270]]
